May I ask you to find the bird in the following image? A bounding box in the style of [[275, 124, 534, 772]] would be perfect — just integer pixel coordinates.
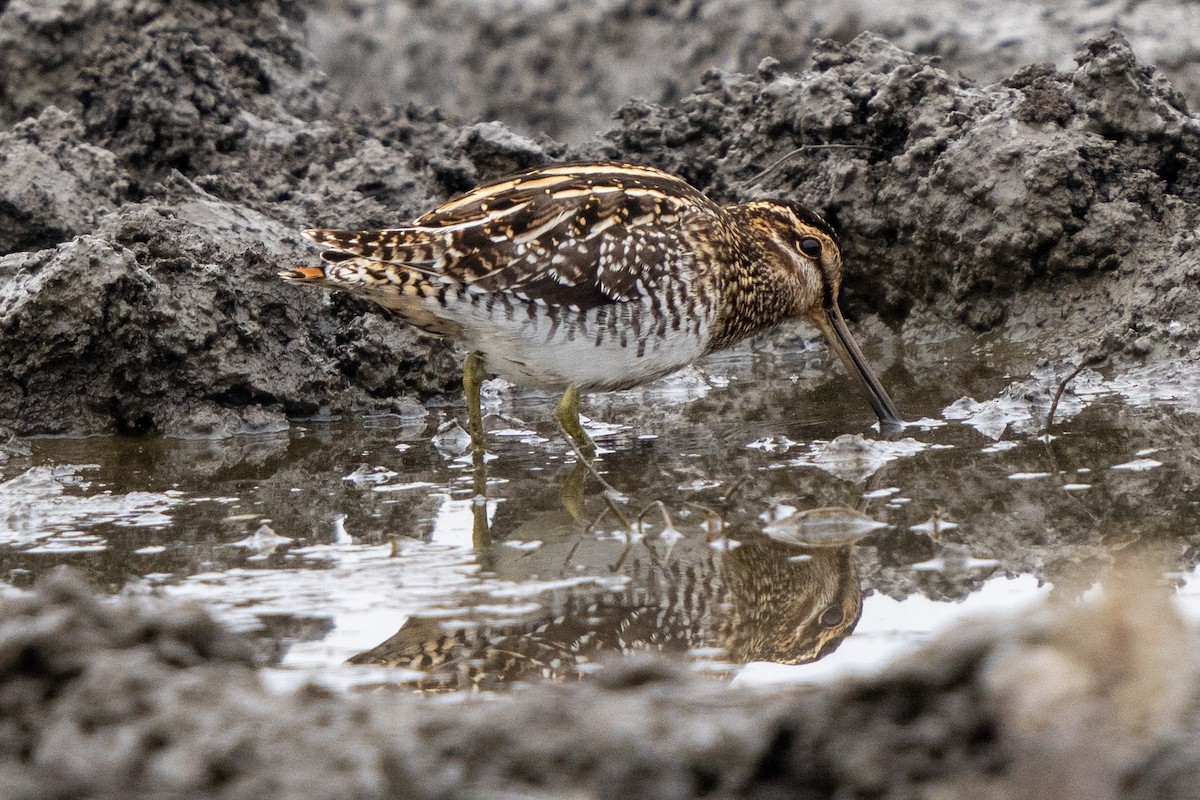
[[348, 535, 862, 691], [281, 161, 902, 452]]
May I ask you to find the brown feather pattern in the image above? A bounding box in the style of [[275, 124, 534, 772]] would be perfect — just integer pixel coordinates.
[[299, 163, 722, 314], [280, 161, 900, 411]]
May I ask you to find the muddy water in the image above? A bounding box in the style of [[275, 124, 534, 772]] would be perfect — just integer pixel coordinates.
[[2, 334, 1198, 692]]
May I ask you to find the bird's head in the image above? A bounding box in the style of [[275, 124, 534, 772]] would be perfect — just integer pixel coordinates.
[[745, 200, 903, 429], [720, 540, 864, 665]]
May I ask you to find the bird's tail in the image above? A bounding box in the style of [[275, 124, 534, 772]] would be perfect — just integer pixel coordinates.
[[279, 227, 451, 287], [302, 228, 443, 268], [278, 265, 331, 283]]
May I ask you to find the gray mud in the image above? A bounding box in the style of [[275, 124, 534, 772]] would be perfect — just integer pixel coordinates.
[[308, 0, 1200, 145], [3, 0, 1200, 796]]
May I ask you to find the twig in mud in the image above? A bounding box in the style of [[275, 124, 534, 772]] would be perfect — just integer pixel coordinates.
[[556, 420, 628, 504], [720, 477, 750, 512], [583, 505, 611, 537], [560, 533, 584, 572], [580, 488, 631, 536], [742, 144, 884, 190], [604, 495, 632, 530], [684, 502, 728, 542], [1043, 350, 1111, 435], [636, 500, 674, 537]]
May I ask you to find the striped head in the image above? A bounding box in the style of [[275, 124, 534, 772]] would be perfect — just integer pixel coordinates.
[[729, 544, 863, 665], [737, 199, 902, 429], [739, 199, 843, 310]]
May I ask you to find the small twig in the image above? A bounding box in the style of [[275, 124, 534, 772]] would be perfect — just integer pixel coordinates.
[[561, 534, 585, 571], [609, 539, 635, 572], [741, 144, 885, 190], [636, 500, 674, 536], [720, 477, 750, 513], [556, 420, 628, 503], [1043, 350, 1110, 435], [604, 494, 633, 530], [684, 502, 727, 542], [583, 505, 611, 537], [580, 487, 631, 535]]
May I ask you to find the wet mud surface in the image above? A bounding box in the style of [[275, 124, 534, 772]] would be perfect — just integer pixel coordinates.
[[4, 562, 1200, 799], [3, 0, 1200, 797]]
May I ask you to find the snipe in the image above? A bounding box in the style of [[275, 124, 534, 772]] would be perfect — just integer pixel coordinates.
[[282, 161, 902, 451]]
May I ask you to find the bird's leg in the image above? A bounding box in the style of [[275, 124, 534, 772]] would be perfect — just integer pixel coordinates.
[[464, 351, 488, 458], [554, 386, 629, 516], [561, 461, 589, 522], [556, 385, 595, 519], [463, 351, 490, 546], [555, 384, 596, 458]]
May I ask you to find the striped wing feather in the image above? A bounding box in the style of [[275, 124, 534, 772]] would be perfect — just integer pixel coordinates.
[[304, 163, 721, 310]]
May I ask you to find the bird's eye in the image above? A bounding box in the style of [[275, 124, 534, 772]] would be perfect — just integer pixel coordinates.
[[799, 237, 822, 258], [819, 606, 844, 628]]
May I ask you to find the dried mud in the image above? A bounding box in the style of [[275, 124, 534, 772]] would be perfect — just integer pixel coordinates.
[[2, 0, 1200, 796]]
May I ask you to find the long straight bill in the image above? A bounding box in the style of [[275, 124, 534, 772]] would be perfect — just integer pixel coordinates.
[[815, 304, 903, 429]]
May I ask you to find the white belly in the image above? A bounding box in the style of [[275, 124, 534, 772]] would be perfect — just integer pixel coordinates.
[[449, 296, 711, 392]]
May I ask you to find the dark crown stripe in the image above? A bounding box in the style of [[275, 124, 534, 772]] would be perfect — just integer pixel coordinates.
[[788, 203, 840, 247]]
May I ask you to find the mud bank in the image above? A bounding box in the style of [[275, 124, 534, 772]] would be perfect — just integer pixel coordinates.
[[308, 0, 1200, 144], [0, 568, 1195, 799], [0, 0, 1198, 440]]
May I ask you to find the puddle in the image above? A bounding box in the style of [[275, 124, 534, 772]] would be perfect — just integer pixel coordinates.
[[1, 335, 1199, 692]]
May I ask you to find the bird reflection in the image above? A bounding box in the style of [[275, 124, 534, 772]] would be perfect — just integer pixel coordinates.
[[349, 530, 863, 691]]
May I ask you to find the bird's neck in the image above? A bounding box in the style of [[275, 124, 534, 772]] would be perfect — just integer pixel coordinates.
[[700, 208, 804, 353]]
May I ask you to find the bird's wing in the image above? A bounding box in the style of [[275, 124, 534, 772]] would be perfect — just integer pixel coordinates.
[[303, 162, 722, 310]]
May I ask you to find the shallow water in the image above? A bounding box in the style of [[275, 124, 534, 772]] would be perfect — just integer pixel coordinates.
[[2, 333, 1198, 692]]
